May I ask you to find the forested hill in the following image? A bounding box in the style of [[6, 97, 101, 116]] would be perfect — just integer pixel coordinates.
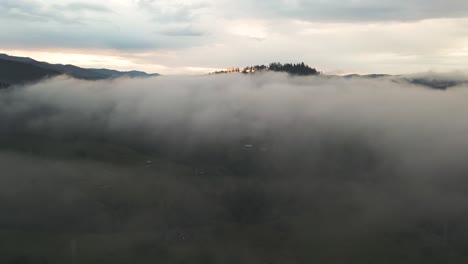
[[212, 62, 320, 76], [0, 54, 160, 88], [0, 59, 60, 88]]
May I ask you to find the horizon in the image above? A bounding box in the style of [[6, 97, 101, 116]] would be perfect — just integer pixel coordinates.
[[1, 51, 465, 77], [2, 1, 468, 75]]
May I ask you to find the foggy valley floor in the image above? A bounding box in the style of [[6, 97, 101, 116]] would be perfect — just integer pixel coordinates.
[[2, 73, 468, 263]]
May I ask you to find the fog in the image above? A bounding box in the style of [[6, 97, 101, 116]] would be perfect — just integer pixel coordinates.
[[2, 73, 468, 263]]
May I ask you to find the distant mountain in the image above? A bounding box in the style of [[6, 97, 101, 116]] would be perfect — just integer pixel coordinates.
[[404, 77, 467, 90], [0, 54, 159, 87], [0, 59, 61, 88], [343, 74, 392, 79], [341, 73, 468, 89], [89, 68, 160, 78]]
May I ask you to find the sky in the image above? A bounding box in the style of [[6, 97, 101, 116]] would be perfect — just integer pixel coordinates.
[[1, 0, 468, 75]]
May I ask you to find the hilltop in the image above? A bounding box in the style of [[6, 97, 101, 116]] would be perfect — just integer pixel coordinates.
[[211, 62, 320, 76]]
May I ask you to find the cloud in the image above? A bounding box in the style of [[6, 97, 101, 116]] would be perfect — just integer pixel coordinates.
[[158, 26, 204, 37], [0, 0, 208, 51], [141, 1, 208, 22], [221, 0, 468, 22], [2, 73, 468, 171], [59, 2, 113, 13], [2, 73, 468, 261], [0, 0, 78, 23]]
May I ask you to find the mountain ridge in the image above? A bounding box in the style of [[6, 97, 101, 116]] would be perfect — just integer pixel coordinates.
[[0, 53, 159, 88]]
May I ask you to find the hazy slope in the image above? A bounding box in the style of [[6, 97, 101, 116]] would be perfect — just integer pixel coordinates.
[[89, 68, 160, 78], [0, 59, 60, 87], [0, 53, 159, 80]]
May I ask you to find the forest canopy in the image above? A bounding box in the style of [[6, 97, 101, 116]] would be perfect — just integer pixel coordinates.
[[212, 62, 320, 76]]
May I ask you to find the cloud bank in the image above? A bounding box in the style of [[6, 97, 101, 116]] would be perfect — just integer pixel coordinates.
[[2, 74, 468, 263]]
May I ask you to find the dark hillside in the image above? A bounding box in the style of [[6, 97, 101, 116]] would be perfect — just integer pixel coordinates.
[[0, 54, 159, 80], [0, 59, 60, 87]]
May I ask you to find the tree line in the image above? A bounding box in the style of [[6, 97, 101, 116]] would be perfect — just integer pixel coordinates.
[[211, 62, 320, 76]]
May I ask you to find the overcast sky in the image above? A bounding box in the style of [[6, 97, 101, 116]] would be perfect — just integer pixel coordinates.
[[1, 0, 468, 75]]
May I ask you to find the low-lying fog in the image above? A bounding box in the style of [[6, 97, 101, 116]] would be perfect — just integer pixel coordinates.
[[1, 73, 468, 263]]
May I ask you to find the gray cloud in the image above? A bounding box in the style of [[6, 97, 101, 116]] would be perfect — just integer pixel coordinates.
[[0, 25, 155, 50], [223, 0, 468, 22], [137, 0, 209, 23], [2, 73, 468, 171], [58, 2, 112, 13], [0, 0, 79, 24], [2, 73, 468, 262], [158, 26, 204, 37], [0, 0, 208, 51]]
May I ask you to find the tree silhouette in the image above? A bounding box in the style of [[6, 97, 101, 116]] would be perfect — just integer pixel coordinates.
[[211, 62, 320, 76]]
